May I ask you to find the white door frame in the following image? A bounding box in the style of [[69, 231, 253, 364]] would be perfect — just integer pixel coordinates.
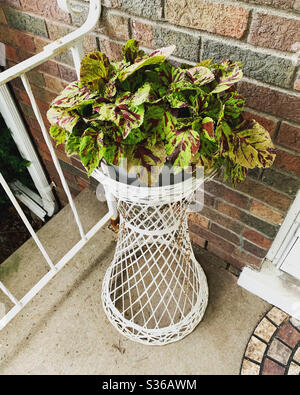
[[238, 189, 300, 320]]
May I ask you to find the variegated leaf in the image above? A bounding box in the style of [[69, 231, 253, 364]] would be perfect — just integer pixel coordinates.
[[47, 107, 79, 134], [93, 100, 144, 139], [143, 104, 174, 141], [79, 127, 104, 175], [229, 120, 276, 169], [165, 126, 200, 168], [49, 125, 67, 145], [50, 81, 97, 110], [118, 45, 176, 81], [211, 62, 243, 94], [186, 66, 215, 86], [80, 51, 112, 92], [201, 117, 215, 140]]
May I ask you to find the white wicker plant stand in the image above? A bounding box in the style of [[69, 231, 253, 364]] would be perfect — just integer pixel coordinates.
[[93, 167, 209, 345]]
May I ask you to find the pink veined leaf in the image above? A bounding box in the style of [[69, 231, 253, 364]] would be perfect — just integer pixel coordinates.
[[118, 45, 176, 81], [50, 81, 97, 110], [46, 107, 79, 134], [211, 64, 243, 94], [165, 126, 200, 168], [186, 66, 215, 86]]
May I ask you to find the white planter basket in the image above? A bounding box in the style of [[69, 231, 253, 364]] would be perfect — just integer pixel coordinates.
[[93, 166, 210, 345]]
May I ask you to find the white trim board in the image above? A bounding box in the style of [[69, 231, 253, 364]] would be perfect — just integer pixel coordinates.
[[238, 260, 300, 320]]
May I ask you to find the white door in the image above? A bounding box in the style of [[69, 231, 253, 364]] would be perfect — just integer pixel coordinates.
[[278, 212, 300, 280]]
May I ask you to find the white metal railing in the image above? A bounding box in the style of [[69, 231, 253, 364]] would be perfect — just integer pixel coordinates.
[[0, 0, 115, 330]]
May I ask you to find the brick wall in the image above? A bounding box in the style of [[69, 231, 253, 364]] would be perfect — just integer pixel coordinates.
[[1, 0, 300, 271]]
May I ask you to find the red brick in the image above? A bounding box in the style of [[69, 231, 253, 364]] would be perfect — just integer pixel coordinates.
[[34, 36, 51, 53], [190, 223, 236, 254], [15, 30, 35, 52], [44, 74, 65, 93], [42, 159, 62, 187], [262, 358, 285, 375], [243, 239, 267, 258], [39, 146, 52, 163], [165, 0, 249, 39], [204, 180, 249, 209], [131, 19, 154, 48], [250, 200, 284, 225], [5, 44, 18, 62], [54, 148, 72, 165], [37, 60, 61, 78], [207, 243, 262, 270], [277, 122, 300, 152], [83, 34, 98, 53], [100, 10, 129, 40], [243, 228, 273, 249], [234, 178, 292, 212], [70, 157, 87, 173], [276, 322, 300, 348], [216, 201, 242, 221], [245, 0, 294, 9], [232, 247, 263, 269], [61, 169, 77, 184], [238, 81, 300, 124], [189, 230, 206, 248], [77, 176, 90, 189], [210, 222, 240, 245], [20, 0, 71, 23], [188, 212, 209, 228], [0, 24, 23, 47], [99, 38, 123, 62], [46, 20, 74, 41], [16, 46, 35, 62], [273, 148, 300, 177], [248, 13, 300, 52], [58, 64, 77, 83], [200, 206, 244, 234], [242, 111, 278, 138]]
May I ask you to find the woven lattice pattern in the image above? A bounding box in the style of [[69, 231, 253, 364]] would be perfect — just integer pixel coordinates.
[[94, 168, 209, 345]]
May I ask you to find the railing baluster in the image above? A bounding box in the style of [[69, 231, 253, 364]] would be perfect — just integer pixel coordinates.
[[0, 173, 55, 270], [71, 41, 85, 79], [0, 281, 21, 307], [20, 73, 87, 241]]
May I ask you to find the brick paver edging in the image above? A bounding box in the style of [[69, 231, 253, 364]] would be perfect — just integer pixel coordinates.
[[240, 307, 300, 375]]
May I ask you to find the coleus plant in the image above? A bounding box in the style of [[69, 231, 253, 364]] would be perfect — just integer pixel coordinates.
[[47, 39, 276, 186]]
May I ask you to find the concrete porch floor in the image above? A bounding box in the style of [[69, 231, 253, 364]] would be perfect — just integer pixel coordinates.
[[0, 188, 270, 375]]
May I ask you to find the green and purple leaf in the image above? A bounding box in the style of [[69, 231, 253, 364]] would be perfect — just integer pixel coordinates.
[[201, 117, 215, 140], [122, 39, 143, 64], [50, 81, 97, 110], [186, 66, 215, 86], [165, 125, 200, 168], [229, 120, 276, 169], [49, 125, 68, 145], [79, 127, 104, 175], [80, 51, 112, 92], [118, 45, 176, 81], [93, 99, 144, 139], [47, 107, 80, 134], [211, 61, 243, 94]]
